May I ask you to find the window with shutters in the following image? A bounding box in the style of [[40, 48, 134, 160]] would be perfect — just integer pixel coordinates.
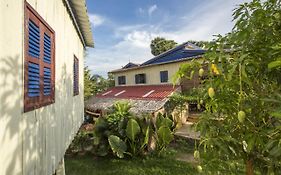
[[135, 74, 146, 84], [24, 2, 55, 112], [73, 56, 79, 96], [160, 71, 168, 83]]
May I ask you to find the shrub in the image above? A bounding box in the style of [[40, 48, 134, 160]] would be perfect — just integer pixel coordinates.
[[92, 101, 174, 158]]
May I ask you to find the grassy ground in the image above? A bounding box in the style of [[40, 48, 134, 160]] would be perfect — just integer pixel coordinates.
[[65, 138, 198, 175]]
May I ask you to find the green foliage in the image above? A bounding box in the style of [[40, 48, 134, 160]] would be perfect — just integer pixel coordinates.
[[150, 37, 177, 56], [188, 40, 213, 49], [126, 119, 141, 155], [84, 67, 115, 100], [173, 0, 281, 174], [126, 119, 141, 141], [154, 113, 174, 154], [106, 102, 132, 136], [108, 135, 127, 158], [84, 66, 95, 100], [157, 126, 174, 152], [92, 102, 176, 158], [172, 60, 201, 84]]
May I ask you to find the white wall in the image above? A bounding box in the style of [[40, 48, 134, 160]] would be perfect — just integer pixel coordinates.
[[113, 60, 192, 86], [0, 0, 85, 175]]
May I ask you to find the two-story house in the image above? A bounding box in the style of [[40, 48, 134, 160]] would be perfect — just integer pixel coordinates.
[[85, 42, 205, 117], [0, 0, 93, 174]]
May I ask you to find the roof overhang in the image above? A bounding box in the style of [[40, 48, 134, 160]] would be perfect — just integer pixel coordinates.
[[64, 0, 94, 48], [110, 55, 204, 73]]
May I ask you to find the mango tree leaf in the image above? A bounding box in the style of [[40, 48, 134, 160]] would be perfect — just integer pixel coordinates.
[[126, 119, 141, 141], [268, 59, 281, 69], [270, 111, 281, 118], [108, 135, 127, 158]]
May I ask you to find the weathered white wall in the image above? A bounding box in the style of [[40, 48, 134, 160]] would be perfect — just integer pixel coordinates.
[[113, 60, 192, 86], [0, 0, 85, 175]]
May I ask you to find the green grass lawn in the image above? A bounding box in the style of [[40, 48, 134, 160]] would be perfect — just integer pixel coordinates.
[[65, 139, 198, 175]]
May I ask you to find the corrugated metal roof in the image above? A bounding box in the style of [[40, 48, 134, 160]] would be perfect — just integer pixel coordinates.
[[64, 0, 94, 47], [110, 42, 205, 73], [95, 85, 181, 100], [141, 42, 205, 66]]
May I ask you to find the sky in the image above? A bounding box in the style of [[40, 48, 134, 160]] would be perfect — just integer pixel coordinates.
[[85, 0, 249, 77]]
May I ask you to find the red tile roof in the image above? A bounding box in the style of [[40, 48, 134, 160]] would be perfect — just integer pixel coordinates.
[[96, 85, 180, 100]]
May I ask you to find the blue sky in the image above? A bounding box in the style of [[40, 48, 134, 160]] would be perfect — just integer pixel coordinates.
[[85, 0, 249, 77]]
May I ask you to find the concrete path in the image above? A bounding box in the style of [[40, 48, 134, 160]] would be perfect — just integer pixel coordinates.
[[174, 122, 200, 140]]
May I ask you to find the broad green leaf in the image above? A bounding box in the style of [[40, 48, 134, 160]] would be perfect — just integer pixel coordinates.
[[108, 135, 127, 158], [141, 126, 150, 148], [126, 119, 141, 141], [156, 113, 165, 129], [157, 126, 174, 146], [161, 117, 173, 129]]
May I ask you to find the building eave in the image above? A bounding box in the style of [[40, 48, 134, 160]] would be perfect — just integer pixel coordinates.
[[64, 0, 94, 48], [110, 55, 203, 74]]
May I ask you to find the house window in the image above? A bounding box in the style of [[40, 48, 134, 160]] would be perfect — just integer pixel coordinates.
[[135, 74, 146, 84], [118, 76, 126, 85], [160, 71, 168, 83], [24, 2, 55, 112], [73, 56, 79, 96]]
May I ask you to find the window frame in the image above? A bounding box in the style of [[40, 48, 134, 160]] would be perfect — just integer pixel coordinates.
[[160, 70, 168, 83], [73, 56, 79, 96], [24, 2, 55, 112], [135, 73, 146, 84], [118, 76, 126, 85]]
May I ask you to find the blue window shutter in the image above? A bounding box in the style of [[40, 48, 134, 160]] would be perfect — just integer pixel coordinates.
[[28, 62, 40, 97], [43, 67, 51, 95], [28, 20, 40, 58], [43, 33, 51, 64]]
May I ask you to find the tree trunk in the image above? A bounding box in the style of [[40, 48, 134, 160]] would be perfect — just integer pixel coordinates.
[[246, 159, 254, 175]]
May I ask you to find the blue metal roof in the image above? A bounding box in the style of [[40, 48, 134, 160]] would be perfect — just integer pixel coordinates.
[[141, 42, 206, 66], [122, 62, 139, 69]]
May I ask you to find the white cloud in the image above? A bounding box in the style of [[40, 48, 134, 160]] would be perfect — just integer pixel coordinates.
[[148, 4, 158, 16], [89, 14, 106, 27], [86, 0, 251, 77]]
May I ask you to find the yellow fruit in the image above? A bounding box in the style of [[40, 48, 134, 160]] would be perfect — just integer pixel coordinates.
[[197, 104, 201, 110], [208, 87, 215, 98], [211, 64, 220, 75], [199, 68, 204, 77], [197, 165, 203, 173], [200, 99, 204, 105], [238, 111, 246, 123], [194, 150, 200, 159]]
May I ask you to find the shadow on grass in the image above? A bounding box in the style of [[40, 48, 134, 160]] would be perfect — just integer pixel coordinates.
[[65, 154, 198, 175], [65, 139, 198, 175]]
